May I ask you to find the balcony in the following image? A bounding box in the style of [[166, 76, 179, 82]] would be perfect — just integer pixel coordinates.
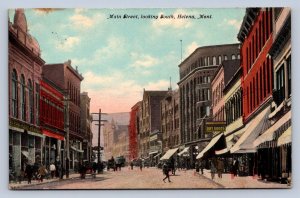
[[196, 83, 210, 90]]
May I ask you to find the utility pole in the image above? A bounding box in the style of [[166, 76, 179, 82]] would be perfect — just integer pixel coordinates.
[[64, 92, 70, 178], [92, 109, 107, 173]]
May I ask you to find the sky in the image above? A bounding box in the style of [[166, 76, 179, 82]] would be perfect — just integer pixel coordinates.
[[9, 8, 245, 113]]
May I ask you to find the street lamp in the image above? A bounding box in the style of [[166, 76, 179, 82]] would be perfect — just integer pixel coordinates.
[[91, 108, 107, 173]]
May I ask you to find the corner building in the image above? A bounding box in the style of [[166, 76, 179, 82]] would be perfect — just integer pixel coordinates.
[[178, 44, 240, 167], [9, 9, 44, 175]]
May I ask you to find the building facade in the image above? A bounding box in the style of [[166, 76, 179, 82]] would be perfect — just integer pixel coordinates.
[[128, 101, 141, 161], [254, 7, 291, 181], [40, 79, 65, 168], [9, 9, 45, 175], [43, 60, 84, 171], [80, 92, 93, 162], [178, 44, 240, 166], [140, 90, 168, 159], [161, 89, 180, 152]]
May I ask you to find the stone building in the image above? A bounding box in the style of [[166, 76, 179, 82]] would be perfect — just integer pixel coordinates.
[[80, 92, 93, 162], [178, 43, 240, 166], [140, 90, 168, 159], [43, 60, 84, 171], [9, 9, 45, 175]]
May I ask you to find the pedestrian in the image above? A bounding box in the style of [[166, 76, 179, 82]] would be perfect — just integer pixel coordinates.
[[130, 161, 134, 170], [217, 158, 224, 178], [232, 158, 239, 177], [195, 161, 200, 175], [38, 164, 47, 182], [162, 162, 171, 183], [199, 160, 204, 174], [139, 161, 143, 171], [210, 158, 217, 180], [50, 163, 56, 179], [25, 163, 33, 184]]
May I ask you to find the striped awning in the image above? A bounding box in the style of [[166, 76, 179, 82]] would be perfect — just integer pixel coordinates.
[[178, 147, 189, 156], [196, 133, 223, 159], [277, 127, 292, 146], [254, 110, 291, 147], [160, 148, 178, 160]]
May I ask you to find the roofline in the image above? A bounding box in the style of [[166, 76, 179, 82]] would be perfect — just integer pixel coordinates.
[[178, 43, 240, 68]]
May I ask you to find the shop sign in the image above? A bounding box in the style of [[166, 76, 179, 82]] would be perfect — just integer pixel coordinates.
[[205, 121, 226, 133]]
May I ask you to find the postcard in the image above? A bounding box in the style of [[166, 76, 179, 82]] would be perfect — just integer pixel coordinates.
[[8, 8, 291, 189]]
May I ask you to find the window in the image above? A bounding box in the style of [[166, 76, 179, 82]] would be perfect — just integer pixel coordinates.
[[218, 56, 222, 65], [204, 57, 207, 66], [276, 65, 285, 104], [207, 57, 210, 65], [231, 54, 236, 60], [213, 56, 216, 65], [28, 79, 34, 124], [12, 70, 18, 118], [224, 55, 227, 61], [237, 54, 241, 59], [287, 55, 291, 97], [35, 83, 40, 125], [20, 75, 26, 121]]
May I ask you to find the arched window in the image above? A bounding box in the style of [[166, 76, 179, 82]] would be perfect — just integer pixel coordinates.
[[207, 57, 210, 65], [237, 54, 241, 59], [204, 57, 207, 66], [231, 54, 236, 60], [218, 55, 222, 65], [224, 55, 228, 61], [28, 79, 34, 123], [213, 56, 216, 65], [20, 75, 26, 121], [12, 70, 18, 118]]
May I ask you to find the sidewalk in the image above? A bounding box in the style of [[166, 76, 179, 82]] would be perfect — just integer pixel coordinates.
[[9, 173, 81, 190], [199, 169, 291, 189]]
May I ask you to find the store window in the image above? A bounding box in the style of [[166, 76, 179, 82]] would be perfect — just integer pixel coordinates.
[[20, 75, 26, 121], [12, 70, 18, 118]]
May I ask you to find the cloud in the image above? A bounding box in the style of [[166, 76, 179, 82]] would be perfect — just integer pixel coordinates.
[[33, 8, 64, 15], [221, 19, 242, 30], [71, 36, 125, 67], [56, 36, 80, 51], [130, 53, 160, 69], [152, 9, 192, 30], [184, 41, 199, 58], [69, 10, 105, 29]]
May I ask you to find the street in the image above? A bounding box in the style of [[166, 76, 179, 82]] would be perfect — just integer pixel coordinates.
[[11, 167, 288, 190], [14, 167, 222, 189]]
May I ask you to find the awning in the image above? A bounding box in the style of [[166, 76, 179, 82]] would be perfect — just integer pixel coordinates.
[[178, 147, 189, 156], [21, 151, 29, 158], [196, 133, 224, 159], [268, 102, 284, 119], [160, 148, 178, 160], [277, 127, 292, 146], [42, 129, 64, 141], [216, 127, 245, 155], [254, 110, 291, 147], [71, 146, 84, 153], [154, 153, 161, 158], [230, 107, 270, 154], [149, 151, 158, 155]]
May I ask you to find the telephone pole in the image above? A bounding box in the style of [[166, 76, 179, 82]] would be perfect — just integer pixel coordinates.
[[92, 108, 107, 173]]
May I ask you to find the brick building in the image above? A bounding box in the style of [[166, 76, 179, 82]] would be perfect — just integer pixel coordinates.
[[254, 8, 292, 181], [9, 9, 45, 175], [128, 101, 141, 161], [80, 92, 93, 162], [43, 60, 84, 170], [140, 90, 168, 159], [178, 44, 240, 166], [39, 79, 65, 168], [161, 89, 180, 152]]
